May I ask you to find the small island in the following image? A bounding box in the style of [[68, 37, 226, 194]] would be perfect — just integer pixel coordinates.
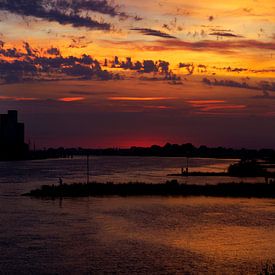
[[23, 159, 275, 199], [169, 159, 275, 179], [23, 180, 275, 199]]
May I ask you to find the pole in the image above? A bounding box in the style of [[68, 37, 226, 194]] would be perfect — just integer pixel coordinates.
[[87, 154, 90, 184], [186, 156, 189, 176]]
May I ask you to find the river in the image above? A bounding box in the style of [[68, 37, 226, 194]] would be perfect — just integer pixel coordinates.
[[0, 157, 274, 274]]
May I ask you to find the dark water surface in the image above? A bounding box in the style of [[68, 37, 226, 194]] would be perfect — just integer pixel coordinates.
[[0, 157, 274, 274]]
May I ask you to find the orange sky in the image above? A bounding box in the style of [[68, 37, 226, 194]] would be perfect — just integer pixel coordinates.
[[0, 0, 274, 148]]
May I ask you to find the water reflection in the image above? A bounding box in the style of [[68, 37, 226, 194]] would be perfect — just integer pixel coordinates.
[[0, 157, 274, 274], [1, 196, 274, 274]]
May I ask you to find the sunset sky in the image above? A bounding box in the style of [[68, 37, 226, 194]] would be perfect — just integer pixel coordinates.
[[0, 0, 274, 148]]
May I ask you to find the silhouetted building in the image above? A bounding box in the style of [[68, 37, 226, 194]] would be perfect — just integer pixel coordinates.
[[0, 110, 29, 160]]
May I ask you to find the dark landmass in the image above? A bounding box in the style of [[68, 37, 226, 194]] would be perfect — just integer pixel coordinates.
[[2, 110, 275, 162], [170, 159, 275, 178], [25, 143, 275, 161], [259, 262, 275, 275], [23, 180, 275, 199], [168, 172, 228, 177], [228, 159, 270, 177]]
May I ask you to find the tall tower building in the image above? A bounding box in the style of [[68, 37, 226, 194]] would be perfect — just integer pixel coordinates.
[[0, 110, 29, 160]]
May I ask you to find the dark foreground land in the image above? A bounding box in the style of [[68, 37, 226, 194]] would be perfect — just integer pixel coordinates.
[[23, 181, 275, 199]]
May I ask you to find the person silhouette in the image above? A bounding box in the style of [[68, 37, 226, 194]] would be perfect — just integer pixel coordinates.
[[59, 177, 63, 186]]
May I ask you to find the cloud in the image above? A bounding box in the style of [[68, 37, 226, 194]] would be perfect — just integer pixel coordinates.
[[187, 100, 246, 112], [0, 96, 38, 101], [143, 105, 173, 110], [107, 39, 275, 54], [58, 97, 85, 102], [202, 78, 275, 92], [258, 81, 275, 92], [108, 97, 177, 101], [188, 100, 226, 104], [209, 32, 244, 38], [67, 36, 93, 49], [208, 16, 214, 22], [146, 39, 275, 53], [0, 42, 114, 83], [68, 0, 141, 21], [179, 63, 195, 75], [0, 0, 111, 30], [47, 47, 61, 56], [252, 90, 275, 99], [131, 28, 177, 39], [202, 77, 255, 90]]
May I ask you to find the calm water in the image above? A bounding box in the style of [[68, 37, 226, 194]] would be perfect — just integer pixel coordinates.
[[0, 157, 274, 274]]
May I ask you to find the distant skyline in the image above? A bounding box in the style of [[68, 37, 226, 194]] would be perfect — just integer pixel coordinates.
[[0, 0, 274, 148]]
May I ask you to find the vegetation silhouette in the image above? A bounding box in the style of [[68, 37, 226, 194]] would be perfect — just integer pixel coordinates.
[[23, 180, 275, 199], [29, 143, 275, 161], [258, 261, 275, 275], [228, 159, 268, 177]]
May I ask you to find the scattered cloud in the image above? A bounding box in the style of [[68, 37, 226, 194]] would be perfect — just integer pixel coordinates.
[[131, 28, 177, 39], [108, 97, 177, 101], [202, 77, 255, 90], [188, 100, 246, 112], [109, 39, 275, 54], [208, 16, 214, 22], [202, 77, 275, 92], [47, 47, 61, 56], [209, 32, 244, 38], [0, 96, 38, 101]]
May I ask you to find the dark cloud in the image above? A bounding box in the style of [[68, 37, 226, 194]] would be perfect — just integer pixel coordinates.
[[131, 28, 177, 39], [202, 77, 256, 90], [0, 60, 37, 83], [110, 56, 173, 75], [211, 29, 232, 32], [212, 66, 248, 73], [68, 90, 116, 96], [67, 36, 93, 49], [67, 0, 141, 21], [208, 16, 214, 22], [179, 63, 194, 75], [141, 39, 275, 53], [258, 81, 275, 92], [0, 0, 111, 30], [251, 69, 275, 74], [23, 42, 40, 57], [0, 42, 114, 83], [46, 47, 61, 56], [202, 78, 275, 92], [0, 46, 24, 58], [209, 32, 244, 38], [0, 41, 182, 84], [252, 90, 275, 99]]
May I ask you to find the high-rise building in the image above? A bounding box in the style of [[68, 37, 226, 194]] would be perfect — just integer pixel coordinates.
[[0, 110, 29, 160]]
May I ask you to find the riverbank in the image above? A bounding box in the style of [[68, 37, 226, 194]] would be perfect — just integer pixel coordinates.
[[23, 181, 275, 198]]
